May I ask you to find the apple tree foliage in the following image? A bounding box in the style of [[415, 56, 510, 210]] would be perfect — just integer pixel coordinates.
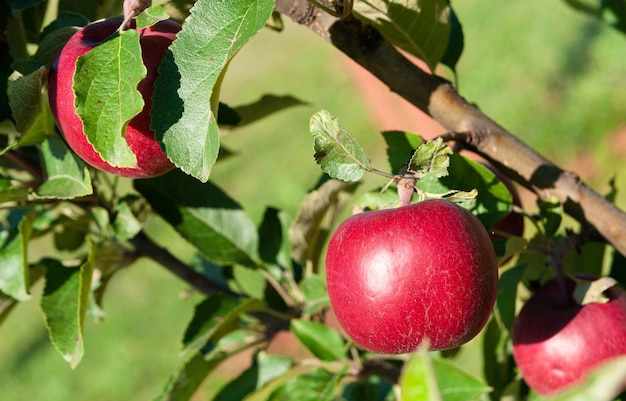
[[2, 0, 626, 400]]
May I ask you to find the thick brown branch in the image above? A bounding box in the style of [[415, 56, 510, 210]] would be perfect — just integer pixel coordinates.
[[275, 0, 626, 256]]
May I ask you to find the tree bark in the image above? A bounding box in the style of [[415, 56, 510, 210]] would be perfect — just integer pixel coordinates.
[[275, 0, 626, 257]]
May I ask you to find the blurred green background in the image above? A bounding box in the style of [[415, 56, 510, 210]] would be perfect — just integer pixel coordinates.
[[1, 0, 626, 400]]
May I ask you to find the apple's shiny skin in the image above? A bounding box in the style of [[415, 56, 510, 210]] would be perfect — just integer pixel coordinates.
[[512, 276, 626, 395], [48, 18, 180, 178], [325, 199, 499, 354]]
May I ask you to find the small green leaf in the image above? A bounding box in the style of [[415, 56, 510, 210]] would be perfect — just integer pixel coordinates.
[[440, 5, 464, 73], [299, 275, 329, 315], [415, 154, 512, 227], [154, 352, 227, 401], [232, 94, 307, 128], [136, 6, 170, 28], [382, 130, 424, 174], [74, 29, 146, 168], [34, 26, 82, 65], [408, 138, 452, 178], [38, 11, 89, 42], [496, 263, 527, 329], [291, 319, 345, 362], [537, 197, 563, 237], [152, 0, 275, 182], [0, 209, 34, 301], [401, 347, 492, 401], [36, 135, 93, 199], [258, 207, 293, 277], [213, 352, 293, 401], [0, 175, 29, 204], [134, 170, 259, 266], [353, 0, 452, 71], [182, 294, 264, 357], [112, 198, 143, 240], [40, 253, 94, 369], [268, 367, 343, 401], [311, 110, 372, 182], [8, 65, 47, 134]]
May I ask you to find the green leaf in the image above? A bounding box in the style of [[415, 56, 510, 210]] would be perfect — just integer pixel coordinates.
[[382, 130, 424, 175], [258, 207, 293, 279], [34, 26, 82, 65], [136, 6, 171, 29], [496, 263, 527, 329], [440, 5, 464, 73], [536, 197, 563, 237], [154, 352, 227, 401], [112, 198, 143, 240], [182, 294, 264, 357], [0, 209, 34, 301], [416, 154, 512, 227], [152, 0, 275, 182], [0, 175, 29, 204], [232, 94, 308, 128], [401, 347, 491, 401], [299, 274, 329, 315], [74, 29, 146, 168], [40, 252, 94, 369], [353, 0, 452, 71], [408, 138, 452, 178], [36, 135, 93, 199], [213, 352, 293, 401], [311, 110, 372, 182], [8, 65, 47, 134], [291, 319, 345, 362], [268, 367, 342, 401], [134, 170, 259, 266]]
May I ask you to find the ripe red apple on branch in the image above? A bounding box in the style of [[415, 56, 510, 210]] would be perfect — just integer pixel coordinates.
[[325, 199, 499, 354], [512, 276, 626, 396], [48, 17, 180, 178]]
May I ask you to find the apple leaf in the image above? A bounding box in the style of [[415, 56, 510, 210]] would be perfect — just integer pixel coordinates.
[[232, 94, 307, 128], [382, 130, 424, 175], [496, 263, 527, 329], [291, 319, 346, 362], [211, 352, 293, 400], [74, 29, 146, 168], [36, 135, 93, 199], [268, 367, 342, 401], [0, 209, 34, 301], [40, 252, 94, 369], [401, 346, 491, 401], [408, 138, 452, 178], [440, 5, 464, 74], [572, 276, 618, 305], [311, 110, 372, 182], [134, 170, 259, 266], [182, 294, 264, 357], [151, 0, 274, 182], [155, 352, 228, 401], [353, 0, 451, 71], [416, 154, 512, 228], [8, 64, 47, 134], [135, 6, 170, 28], [0, 176, 28, 204]]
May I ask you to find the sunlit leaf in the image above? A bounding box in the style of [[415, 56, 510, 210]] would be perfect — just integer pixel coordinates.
[[136, 6, 170, 28], [134, 170, 259, 266], [40, 252, 94, 369], [154, 352, 227, 401], [408, 138, 452, 178], [74, 29, 145, 168], [0, 209, 34, 301], [152, 0, 275, 182], [291, 319, 345, 361], [311, 110, 372, 182], [36, 135, 93, 199], [353, 0, 452, 71]]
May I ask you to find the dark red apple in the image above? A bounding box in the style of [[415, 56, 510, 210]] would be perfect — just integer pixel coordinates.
[[511, 276, 626, 395], [48, 18, 180, 178], [325, 199, 499, 354]]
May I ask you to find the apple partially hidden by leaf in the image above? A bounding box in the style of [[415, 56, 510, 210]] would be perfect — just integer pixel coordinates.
[[325, 199, 499, 354], [512, 276, 626, 396], [48, 17, 181, 178]]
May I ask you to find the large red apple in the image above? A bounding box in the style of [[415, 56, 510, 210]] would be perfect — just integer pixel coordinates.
[[48, 18, 180, 178], [325, 199, 499, 354], [511, 276, 626, 395]]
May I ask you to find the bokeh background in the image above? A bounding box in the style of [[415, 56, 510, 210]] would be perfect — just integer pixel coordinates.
[[1, 0, 626, 399]]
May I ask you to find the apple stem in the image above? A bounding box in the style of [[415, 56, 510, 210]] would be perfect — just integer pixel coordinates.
[[120, 0, 152, 31]]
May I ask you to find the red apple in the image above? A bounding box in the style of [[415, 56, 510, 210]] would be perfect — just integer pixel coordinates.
[[48, 18, 180, 178], [325, 199, 499, 354], [511, 276, 626, 395]]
